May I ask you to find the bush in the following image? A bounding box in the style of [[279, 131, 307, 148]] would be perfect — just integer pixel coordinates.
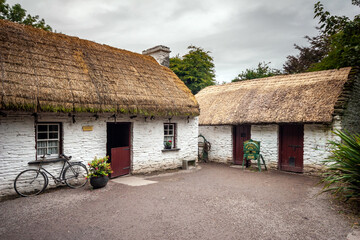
[[321, 130, 360, 201], [86, 156, 113, 178]]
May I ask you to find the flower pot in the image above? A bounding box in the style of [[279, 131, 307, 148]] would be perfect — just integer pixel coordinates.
[[90, 176, 109, 189], [165, 145, 171, 149]]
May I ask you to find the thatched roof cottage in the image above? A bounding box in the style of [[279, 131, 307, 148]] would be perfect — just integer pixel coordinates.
[[0, 20, 199, 196], [196, 67, 359, 172]]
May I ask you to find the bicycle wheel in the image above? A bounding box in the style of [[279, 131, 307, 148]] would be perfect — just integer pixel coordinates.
[[14, 169, 47, 197], [63, 162, 88, 188]]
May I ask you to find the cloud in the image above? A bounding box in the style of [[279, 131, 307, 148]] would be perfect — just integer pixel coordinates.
[[7, 0, 358, 82]]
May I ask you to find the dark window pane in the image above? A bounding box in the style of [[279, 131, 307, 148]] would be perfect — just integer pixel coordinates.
[[49, 133, 58, 139], [38, 133, 47, 139], [38, 125, 47, 132], [49, 125, 58, 131]]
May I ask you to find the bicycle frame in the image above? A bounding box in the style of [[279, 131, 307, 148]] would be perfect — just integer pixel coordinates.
[[36, 159, 74, 184]]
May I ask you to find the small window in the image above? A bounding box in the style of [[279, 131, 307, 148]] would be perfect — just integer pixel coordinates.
[[36, 123, 61, 157], [164, 123, 176, 149]]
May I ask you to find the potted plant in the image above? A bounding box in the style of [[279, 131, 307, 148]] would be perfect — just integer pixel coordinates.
[[164, 140, 172, 149], [86, 156, 113, 189]]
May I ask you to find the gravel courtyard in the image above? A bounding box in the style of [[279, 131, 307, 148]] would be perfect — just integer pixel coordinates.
[[0, 163, 358, 240]]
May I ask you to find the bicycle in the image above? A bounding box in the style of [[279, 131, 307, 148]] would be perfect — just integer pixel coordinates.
[[14, 154, 88, 197]]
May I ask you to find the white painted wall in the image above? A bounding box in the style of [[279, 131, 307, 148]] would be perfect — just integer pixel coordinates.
[[0, 112, 198, 197], [251, 125, 279, 163], [200, 122, 341, 168], [198, 125, 233, 163], [303, 123, 340, 165]]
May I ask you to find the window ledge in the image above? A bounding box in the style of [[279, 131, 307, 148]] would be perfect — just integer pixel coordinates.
[[162, 148, 181, 152]]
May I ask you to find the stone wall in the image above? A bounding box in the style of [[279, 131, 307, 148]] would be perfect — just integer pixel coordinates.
[[199, 123, 341, 171], [198, 125, 233, 163], [251, 125, 279, 163], [0, 112, 198, 197], [342, 75, 360, 133], [303, 123, 341, 165]]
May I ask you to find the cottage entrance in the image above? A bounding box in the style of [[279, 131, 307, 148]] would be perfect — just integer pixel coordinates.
[[107, 122, 131, 178], [279, 125, 304, 173], [233, 125, 251, 165]]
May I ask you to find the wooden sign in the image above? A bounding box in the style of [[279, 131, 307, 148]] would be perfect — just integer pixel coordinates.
[[82, 126, 93, 131]]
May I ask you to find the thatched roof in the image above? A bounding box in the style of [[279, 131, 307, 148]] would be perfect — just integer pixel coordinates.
[[0, 20, 199, 116], [196, 67, 358, 125]]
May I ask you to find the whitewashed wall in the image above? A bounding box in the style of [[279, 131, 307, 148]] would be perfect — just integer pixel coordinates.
[[303, 122, 341, 165], [132, 116, 198, 173], [0, 112, 198, 197], [198, 125, 233, 163], [199, 122, 341, 168], [251, 125, 279, 163]]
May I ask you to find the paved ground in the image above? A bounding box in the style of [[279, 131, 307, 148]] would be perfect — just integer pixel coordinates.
[[0, 163, 358, 240]]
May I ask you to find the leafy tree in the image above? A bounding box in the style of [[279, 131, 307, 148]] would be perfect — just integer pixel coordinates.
[[232, 62, 281, 82], [283, 1, 360, 73], [170, 45, 216, 94], [0, 0, 52, 31], [283, 34, 329, 74]]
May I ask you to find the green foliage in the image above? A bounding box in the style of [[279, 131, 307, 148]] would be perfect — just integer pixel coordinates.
[[232, 62, 281, 82], [86, 156, 113, 178], [284, 1, 360, 73], [0, 0, 52, 31], [170, 45, 216, 94], [321, 130, 360, 201]]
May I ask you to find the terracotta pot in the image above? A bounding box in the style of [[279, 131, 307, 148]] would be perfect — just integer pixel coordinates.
[[90, 176, 109, 189]]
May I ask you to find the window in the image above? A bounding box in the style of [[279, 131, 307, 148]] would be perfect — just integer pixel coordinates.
[[36, 123, 61, 157], [164, 123, 176, 148]]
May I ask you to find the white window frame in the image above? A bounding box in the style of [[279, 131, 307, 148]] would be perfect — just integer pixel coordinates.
[[36, 123, 61, 158], [164, 123, 176, 149]]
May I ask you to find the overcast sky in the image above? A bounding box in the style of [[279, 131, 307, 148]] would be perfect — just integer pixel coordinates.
[[8, 0, 358, 83]]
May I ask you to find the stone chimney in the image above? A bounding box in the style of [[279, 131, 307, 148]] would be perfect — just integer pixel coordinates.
[[142, 45, 171, 67]]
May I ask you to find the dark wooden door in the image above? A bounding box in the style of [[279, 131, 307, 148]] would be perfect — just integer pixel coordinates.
[[233, 125, 251, 165], [107, 123, 131, 178], [279, 125, 304, 173]]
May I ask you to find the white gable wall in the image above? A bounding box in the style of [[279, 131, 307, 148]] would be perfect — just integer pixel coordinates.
[[0, 112, 198, 198]]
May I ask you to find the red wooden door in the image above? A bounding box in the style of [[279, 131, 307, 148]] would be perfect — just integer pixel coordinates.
[[233, 125, 251, 165], [111, 147, 130, 177], [279, 125, 304, 173]]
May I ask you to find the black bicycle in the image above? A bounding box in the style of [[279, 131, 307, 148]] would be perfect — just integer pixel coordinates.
[[14, 154, 88, 197]]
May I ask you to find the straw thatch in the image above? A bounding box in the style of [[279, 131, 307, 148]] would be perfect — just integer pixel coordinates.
[[196, 67, 358, 125], [0, 20, 199, 116]]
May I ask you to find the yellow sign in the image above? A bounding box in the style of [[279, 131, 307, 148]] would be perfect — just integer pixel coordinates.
[[82, 126, 93, 131]]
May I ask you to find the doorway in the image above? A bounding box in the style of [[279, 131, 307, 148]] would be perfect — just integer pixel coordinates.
[[107, 122, 131, 178], [279, 125, 304, 173], [233, 125, 251, 165]]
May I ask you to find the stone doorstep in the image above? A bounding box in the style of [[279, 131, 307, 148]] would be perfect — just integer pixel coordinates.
[[111, 176, 158, 186]]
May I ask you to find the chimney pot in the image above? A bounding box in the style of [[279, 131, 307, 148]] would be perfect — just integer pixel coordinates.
[[142, 45, 171, 67]]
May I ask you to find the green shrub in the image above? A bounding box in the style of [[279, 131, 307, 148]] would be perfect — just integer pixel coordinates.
[[321, 130, 360, 201], [86, 156, 113, 178]]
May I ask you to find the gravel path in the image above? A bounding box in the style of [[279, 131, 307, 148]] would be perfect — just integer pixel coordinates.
[[0, 163, 356, 240]]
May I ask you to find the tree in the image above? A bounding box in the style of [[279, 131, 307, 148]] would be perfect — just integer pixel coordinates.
[[169, 45, 216, 95], [0, 0, 52, 31], [283, 1, 360, 73], [232, 62, 281, 82], [283, 34, 329, 74]]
